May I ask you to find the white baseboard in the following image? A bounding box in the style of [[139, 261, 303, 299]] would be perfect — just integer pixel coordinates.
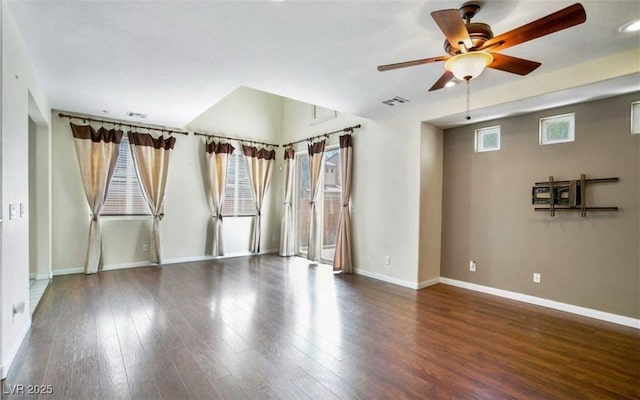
[[102, 261, 154, 271], [353, 268, 422, 289], [417, 277, 440, 289], [163, 249, 278, 265], [53, 266, 84, 276], [53, 249, 281, 276], [439, 278, 640, 329], [29, 272, 50, 280], [2, 317, 32, 379], [352, 269, 440, 290]]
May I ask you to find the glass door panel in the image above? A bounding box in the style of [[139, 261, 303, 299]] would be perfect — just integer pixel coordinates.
[[295, 154, 310, 255], [321, 148, 341, 263]]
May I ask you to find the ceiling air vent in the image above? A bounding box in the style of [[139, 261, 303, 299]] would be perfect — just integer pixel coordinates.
[[126, 111, 148, 119], [382, 96, 409, 106]]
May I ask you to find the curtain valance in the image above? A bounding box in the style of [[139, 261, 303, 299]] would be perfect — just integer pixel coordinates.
[[206, 141, 235, 155], [128, 132, 176, 150]]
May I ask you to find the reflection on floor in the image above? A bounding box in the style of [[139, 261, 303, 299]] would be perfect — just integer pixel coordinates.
[[29, 279, 50, 315]]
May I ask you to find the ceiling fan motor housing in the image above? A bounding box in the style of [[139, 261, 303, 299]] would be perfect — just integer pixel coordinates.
[[444, 22, 494, 55]]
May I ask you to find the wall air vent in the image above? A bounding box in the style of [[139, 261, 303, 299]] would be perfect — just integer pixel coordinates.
[[382, 96, 409, 106], [126, 111, 148, 119]]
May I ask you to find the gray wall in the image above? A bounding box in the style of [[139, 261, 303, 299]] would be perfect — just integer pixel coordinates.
[[441, 92, 639, 319]]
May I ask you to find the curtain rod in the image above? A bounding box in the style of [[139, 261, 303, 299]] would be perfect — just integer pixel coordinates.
[[58, 112, 189, 136], [284, 124, 361, 147], [193, 131, 280, 148]]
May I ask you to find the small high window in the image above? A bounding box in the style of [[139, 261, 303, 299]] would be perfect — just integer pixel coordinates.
[[539, 113, 575, 145], [631, 101, 640, 134], [475, 126, 501, 152]]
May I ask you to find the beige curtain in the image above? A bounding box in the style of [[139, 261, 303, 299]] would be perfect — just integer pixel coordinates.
[[128, 132, 176, 264], [205, 140, 234, 256], [333, 134, 353, 272], [279, 147, 295, 256], [307, 140, 326, 261], [70, 123, 123, 274], [243, 145, 276, 252]]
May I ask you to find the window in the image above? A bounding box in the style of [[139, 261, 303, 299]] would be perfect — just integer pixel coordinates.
[[631, 101, 640, 134], [539, 113, 575, 145], [475, 126, 501, 152], [102, 137, 150, 215], [222, 152, 256, 216]]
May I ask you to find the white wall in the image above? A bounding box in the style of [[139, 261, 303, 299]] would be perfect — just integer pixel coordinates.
[[419, 123, 443, 285], [52, 86, 284, 273], [281, 98, 423, 286], [186, 86, 284, 258], [51, 87, 433, 291], [1, 0, 51, 377]]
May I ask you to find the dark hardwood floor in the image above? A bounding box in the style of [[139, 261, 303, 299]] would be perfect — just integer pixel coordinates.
[[2, 255, 639, 399]]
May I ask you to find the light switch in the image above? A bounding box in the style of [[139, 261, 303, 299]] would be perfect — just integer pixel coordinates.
[[20, 203, 25, 218], [9, 203, 17, 220]]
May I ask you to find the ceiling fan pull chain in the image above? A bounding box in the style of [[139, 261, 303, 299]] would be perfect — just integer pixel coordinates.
[[466, 79, 471, 120]]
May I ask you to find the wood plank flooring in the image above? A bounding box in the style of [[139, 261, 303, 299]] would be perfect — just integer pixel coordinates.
[[2, 255, 639, 399]]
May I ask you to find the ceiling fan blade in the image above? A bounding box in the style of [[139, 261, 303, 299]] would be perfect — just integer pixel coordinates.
[[481, 3, 586, 52], [428, 71, 454, 91], [377, 55, 448, 72], [431, 9, 473, 50], [489, 53, 542, 75]]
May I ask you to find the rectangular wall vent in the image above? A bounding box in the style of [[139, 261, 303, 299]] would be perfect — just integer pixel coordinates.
[[126, 111, 148, 119], [382, 96, 409, 106]]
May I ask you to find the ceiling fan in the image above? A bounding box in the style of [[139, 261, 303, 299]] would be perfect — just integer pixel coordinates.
[[377, 2, 587, 91]]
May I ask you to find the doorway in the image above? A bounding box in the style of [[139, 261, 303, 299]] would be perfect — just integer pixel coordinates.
[[28, 93, 51, 315], [294, 146, 342, 264]]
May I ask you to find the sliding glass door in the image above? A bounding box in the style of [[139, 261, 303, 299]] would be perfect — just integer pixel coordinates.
[[295, 154, 310, 255], [294, 147, 341, 263]]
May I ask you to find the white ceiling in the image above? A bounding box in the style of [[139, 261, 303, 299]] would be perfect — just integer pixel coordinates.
[[7, 0, 640, 129]]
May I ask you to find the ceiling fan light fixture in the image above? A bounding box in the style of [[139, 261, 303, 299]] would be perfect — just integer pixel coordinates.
[[444, 51, 493, 81], [619, 19, 640, 33], [445, 80, 457, 88]]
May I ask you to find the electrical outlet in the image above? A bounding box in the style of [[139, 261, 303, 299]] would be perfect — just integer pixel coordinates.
[[384, 256, 391, 266], [533, 273, 541, 283], [142, 244, 149, 252], [469, 260, 477, 272], [271, 235, 276, 242]]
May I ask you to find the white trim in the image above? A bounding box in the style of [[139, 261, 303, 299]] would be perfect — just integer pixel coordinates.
[[439, 278, 640, 329], [163, 248, 278, 265], [539, 112, 575, 145], [353, 268, 421, 289], [2, 317, 32, 379], [631, 100, 640, 134], [52, 250, 280, 276], [102, 261, 154, 271], [417, 277, 440, 289], [474, 125, 501, 152], [52, 261, 153, 276], [30, 272, 51, 280], [53, 267, 84, 276]]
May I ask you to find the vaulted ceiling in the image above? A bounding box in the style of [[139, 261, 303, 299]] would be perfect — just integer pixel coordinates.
[[7, 0, 640, 128]]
